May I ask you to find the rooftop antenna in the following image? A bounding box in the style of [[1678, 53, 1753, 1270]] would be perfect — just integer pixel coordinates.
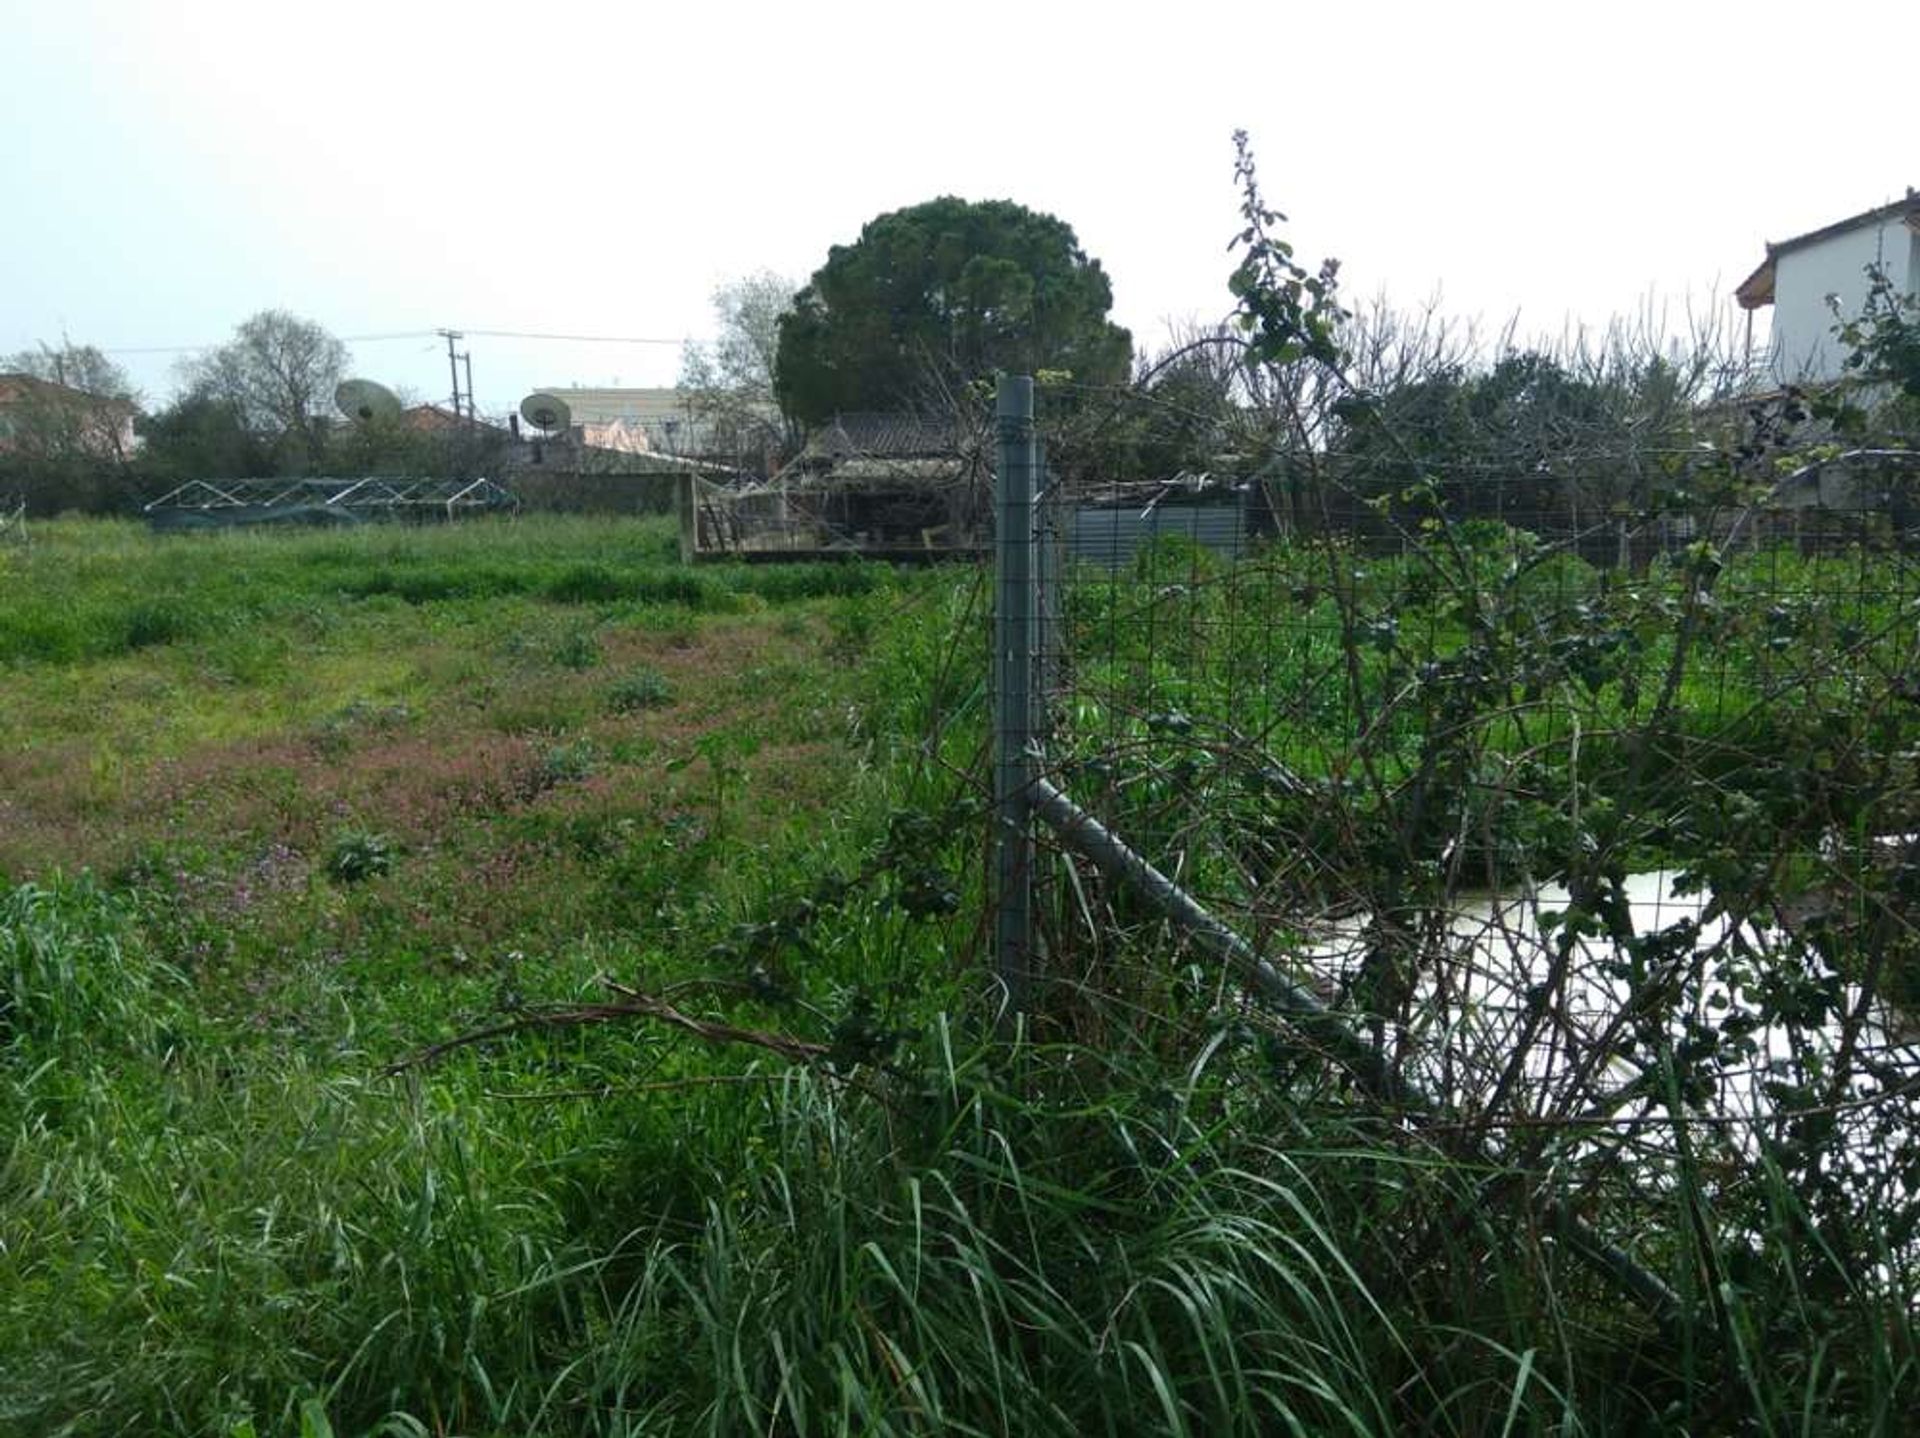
[[334, 378, 403, 423]]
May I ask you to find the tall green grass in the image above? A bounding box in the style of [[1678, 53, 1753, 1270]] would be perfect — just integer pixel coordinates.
[[0, 516, 891, 667], [5, 877, 1915, 1433]]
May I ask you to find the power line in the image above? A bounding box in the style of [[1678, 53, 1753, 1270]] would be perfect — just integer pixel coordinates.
[[460, 330, 687, 345], [97, 330, 440, 355], [95, 327, 689, 356]]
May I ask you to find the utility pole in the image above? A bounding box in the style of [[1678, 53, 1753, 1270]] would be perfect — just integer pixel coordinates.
[[439, 329, 465, 419], [461, 351, 475, 423]]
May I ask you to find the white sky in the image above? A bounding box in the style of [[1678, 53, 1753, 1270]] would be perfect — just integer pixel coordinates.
[[3, 0, 1914, 416]]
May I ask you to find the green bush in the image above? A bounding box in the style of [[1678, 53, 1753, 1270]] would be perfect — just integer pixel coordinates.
[[538, 738, 598, 786], [604, 665, 672, 712], [551, 627, 602, 671], [324, 828, 398, 884], [121, 599, 199, 650]]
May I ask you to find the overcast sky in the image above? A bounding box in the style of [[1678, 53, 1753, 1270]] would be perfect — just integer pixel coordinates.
[[4, 0, 1914, 416]]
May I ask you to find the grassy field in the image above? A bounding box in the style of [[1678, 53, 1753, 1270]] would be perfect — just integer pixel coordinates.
[[0, 516, 991, 1435], [0, 516, 932, 947], [3, 516, 1915, 1436]]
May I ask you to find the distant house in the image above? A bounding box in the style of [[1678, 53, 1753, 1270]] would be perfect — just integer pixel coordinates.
[[0, 372, 139, 458], [534, 386, 786, 466], [1737, 190, 1920, 385], [398, 402, 507, 436], [505, 396, 738, 515], [532, 387, 710, 456]]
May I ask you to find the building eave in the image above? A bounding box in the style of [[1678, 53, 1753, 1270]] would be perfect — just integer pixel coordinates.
[[1735, 256, 1775, 310]]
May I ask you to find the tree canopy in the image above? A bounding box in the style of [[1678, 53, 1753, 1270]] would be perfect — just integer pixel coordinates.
[[680, 271, 800, 469], [1330, 350, 1662, 529], [177, 309, 348, 466], [1831, 262, 1920, 410], [137, 391, 273, 483], [4, 341, 136, 403], [773, 197, 1132, 425]]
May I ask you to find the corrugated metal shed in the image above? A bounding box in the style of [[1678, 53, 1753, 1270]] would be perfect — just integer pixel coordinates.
[[1065, 497, 1249, 568]]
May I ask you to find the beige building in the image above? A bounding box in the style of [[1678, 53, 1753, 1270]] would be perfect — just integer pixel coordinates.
[[0, 372, 139, 459], [534, 387, 708, 455]]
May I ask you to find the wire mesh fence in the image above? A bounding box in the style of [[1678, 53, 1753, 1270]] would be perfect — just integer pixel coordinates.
[[991, 371, 1920, 1310]]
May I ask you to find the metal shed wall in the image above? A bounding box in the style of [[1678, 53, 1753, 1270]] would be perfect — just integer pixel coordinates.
[[1065, 499, 1248, 568]]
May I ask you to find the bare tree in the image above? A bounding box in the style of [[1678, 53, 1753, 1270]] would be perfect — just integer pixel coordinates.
[[680, 272, 801, 471], [177, 309, 348, 465]]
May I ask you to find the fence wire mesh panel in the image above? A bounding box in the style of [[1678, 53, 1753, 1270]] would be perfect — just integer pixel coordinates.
[[996, 371, 1920, 1309]]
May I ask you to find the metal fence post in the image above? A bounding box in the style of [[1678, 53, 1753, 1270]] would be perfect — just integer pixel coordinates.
[[1034, 436, 1058, 736], [677, 473, 699, 564], [994, 374, 1038, 1015]]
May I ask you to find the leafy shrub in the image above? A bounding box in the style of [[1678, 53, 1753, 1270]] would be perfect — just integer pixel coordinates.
[[121, 600, 197, 650], [309, 699, 415, 755], [827, 596, 878, 661], [1131, 531, 1221, 584], [606, 665, 672, 712], [552, 627, 602, 671], [538, 739, 599, 787], [325, 828, 398, 883]]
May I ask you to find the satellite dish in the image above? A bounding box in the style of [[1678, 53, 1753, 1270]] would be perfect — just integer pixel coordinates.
[[520, 392, 572, 432], [334, 378, 402, 423]]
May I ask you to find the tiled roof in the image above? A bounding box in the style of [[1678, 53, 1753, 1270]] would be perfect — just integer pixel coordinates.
[[399, 404, 508, 435], [797, 412, 969, 461], [0, 372, 136, 412]]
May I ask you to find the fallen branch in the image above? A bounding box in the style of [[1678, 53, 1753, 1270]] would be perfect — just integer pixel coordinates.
[[482, 1072, 792, 1102], [604, 977, 831, 1063], [386, 975, 830, 1076]]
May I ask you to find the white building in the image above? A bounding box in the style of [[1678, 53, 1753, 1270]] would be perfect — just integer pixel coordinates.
[[522, 387, 692, 454], [1737, 190, 1919, 385], [532, 386, 788, 462]]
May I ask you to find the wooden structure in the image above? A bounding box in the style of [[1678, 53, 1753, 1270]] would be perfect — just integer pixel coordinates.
[[682, 413, 991, 561]]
